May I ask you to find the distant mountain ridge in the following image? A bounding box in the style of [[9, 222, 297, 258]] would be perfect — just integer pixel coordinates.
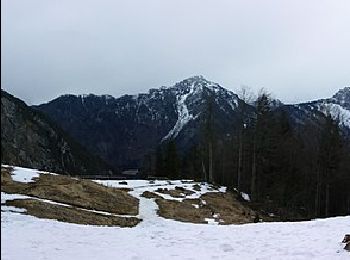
[[34, 77, 350, 170], [286, 87, 350, 132], [1, 90, 114, 175], [333, 87, 350, 109], [34, 76, 249, 169]]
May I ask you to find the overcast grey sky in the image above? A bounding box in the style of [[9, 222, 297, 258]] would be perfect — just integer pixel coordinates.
[[1, 0, 350, 105]]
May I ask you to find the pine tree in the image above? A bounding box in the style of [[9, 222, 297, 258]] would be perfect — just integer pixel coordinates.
[[251, 91, 272, 202]]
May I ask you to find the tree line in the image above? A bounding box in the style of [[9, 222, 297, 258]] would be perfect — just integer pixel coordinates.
[[150, 90, 350, 219]]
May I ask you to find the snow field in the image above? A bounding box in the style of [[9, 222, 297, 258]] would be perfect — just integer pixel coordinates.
[[1, 168, 349, 260]]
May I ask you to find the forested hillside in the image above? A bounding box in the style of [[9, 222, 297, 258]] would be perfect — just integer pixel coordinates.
[[154, 91, 350, 219], [34, 78, 350, 219]]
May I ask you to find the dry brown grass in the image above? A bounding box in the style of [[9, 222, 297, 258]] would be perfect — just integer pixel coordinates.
[[6, 199, 141, 227], [1, 168, 139, 215], [156, 187, 195, 198], [183, 198, 201, 205], [156, 192, 256, 225], [201, 192, 255, 224], [1, 167, 28, 193], [156, 198, 212, 224], [27, 174, 139, 215], [141, 191, 161, 199], [1, 166, 141, 227], [193, 184, 201, 191]]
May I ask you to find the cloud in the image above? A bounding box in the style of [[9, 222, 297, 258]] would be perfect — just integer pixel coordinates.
[[1, 0, 350, 104]]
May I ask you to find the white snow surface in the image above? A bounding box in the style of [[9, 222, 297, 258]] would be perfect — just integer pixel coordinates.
[[240, 192, 251, 202], [4, 166, 58, 183], [2, 169, 350, 260], [227, 97, 239, 111], [10, 166, 40, 183], [314, 102, 350, 128], [325, 103, 350, 128]]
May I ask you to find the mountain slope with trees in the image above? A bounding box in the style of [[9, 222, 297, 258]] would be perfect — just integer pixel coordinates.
[[1, 90, 114, 176], [34, 79, 350, 219], [35, 76, 251, 169]]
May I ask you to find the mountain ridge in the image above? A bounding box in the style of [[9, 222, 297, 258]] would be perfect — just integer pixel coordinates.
[[1, 89, 115, 175], [34, 76, 350, 170]]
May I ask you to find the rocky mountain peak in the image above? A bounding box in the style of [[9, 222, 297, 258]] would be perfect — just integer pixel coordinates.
[[332, 87, 350, 109], [172, 75, 221, 93]]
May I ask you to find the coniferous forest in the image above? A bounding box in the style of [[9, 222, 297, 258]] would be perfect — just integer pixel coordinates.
[[153, 91, 350, 220]]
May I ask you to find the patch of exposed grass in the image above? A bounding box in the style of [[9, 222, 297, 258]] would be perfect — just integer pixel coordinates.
[[141, 191, 161, 199], [156, 187, 195, 198], [192, 184, 201, 191], [6, 199, 141, 227], [201, 192, 255, 224], [1, 166, 141, 227], [156, 192, 256, 225], [27, 174, 139, 215], [156, 198, 212, 224]]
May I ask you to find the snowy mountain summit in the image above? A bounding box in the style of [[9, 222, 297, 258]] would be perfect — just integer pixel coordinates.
[[163, 76, 240, 140]]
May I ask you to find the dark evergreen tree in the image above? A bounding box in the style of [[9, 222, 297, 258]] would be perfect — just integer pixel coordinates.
[[155, 146, 164, 177], [317, 114, 342, 217], [164, 140, 180, 179]]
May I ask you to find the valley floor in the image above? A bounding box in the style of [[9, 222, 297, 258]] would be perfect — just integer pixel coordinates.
[[1, 174, 349, 260]]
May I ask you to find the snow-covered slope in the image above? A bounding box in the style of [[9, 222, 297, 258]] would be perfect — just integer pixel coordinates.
[[2, 166, 349, 260], [318, 102, 350, 128]]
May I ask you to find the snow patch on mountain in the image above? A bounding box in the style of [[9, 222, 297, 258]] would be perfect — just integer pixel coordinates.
[[163, 84, 195, 140], [332, 87, 350, 108], [227, 98, 239, 111], [319, 103, 350, 128]]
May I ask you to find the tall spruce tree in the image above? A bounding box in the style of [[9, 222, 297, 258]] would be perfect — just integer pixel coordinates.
[[251, 91, 272, 202]]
